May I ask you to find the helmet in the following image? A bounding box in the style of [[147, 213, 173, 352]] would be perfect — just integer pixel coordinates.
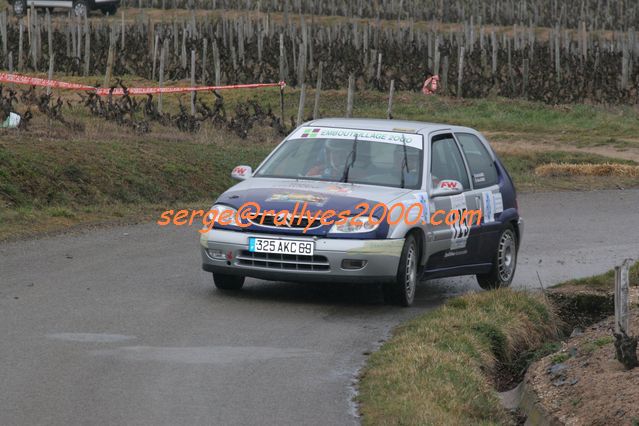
[[324, 139, 350, 170]]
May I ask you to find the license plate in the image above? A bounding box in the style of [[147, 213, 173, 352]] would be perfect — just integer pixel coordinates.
[[248, 237, 314, 256]]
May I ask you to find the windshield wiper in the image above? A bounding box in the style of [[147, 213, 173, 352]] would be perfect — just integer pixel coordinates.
[[340, 135, 358, 183], [400, 134, 409, 188]]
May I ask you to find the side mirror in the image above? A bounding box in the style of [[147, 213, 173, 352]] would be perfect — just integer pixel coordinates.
[[431, 179, 463, 198], [231, 165, 253, 181]]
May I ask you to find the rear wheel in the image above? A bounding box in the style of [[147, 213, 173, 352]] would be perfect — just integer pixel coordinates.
[[212, 273, 245, 290], [477, 226, 518, 290], [382, 234, 418, 307], [13, 0, 27, 17], [72, 0, 88, 17]]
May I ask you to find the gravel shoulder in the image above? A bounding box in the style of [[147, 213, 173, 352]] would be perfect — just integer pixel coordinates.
[[526, 310, 639, 426]]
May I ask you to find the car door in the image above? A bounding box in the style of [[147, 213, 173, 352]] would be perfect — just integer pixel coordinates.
[[455, 132, 505, 263], [425, 132, 481, 269]]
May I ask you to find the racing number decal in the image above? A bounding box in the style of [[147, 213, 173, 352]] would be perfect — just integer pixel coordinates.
[[450, 194, 469, 250]]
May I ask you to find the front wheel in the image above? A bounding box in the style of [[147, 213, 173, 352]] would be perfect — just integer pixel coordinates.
[[212, 273, 245, 290], [477, 226, 518, 290], [382, 234, 418, 307], [13, 0, 27, 17]]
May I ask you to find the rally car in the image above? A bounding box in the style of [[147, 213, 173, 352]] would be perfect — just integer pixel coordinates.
[[201, 118, 523, 306]]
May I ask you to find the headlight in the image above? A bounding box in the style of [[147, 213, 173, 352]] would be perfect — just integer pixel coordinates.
[[206, 204, 239, 228], [329, 217, 380, 234]]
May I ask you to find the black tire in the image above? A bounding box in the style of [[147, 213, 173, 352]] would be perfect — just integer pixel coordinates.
[[213, 273, 245, 290], [477, 225, 518, 290], [101, 5, 118, 15], [382, 234, 419, 307], [72, 0, 88, 17], [13, 0, 27, 17]]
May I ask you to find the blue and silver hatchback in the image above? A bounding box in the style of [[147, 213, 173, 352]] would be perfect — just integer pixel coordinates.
[[201, 118, 523, 306]]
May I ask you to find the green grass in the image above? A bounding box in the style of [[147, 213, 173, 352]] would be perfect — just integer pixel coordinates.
[[593, 336, 614, 347], [550, 353, 570, 364], [357, 290, 559, 425], [580, 336, 615, 355], [552, 260, 639, 291], [0, 117, 277, 240]]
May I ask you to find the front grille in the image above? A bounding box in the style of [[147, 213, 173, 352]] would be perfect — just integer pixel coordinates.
[[237, 251, 330, 271], [248, 213, 321, 230]]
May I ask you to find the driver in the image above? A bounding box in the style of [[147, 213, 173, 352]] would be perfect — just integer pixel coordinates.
[[306, 139, 351, 179]]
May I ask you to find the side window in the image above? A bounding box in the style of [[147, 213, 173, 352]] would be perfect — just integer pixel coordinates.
[[455, 133, 499, 189], [430, 134, 470, 190]]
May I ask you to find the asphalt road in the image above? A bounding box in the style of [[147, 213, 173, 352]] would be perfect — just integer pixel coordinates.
[[1, 190, 638, 426]]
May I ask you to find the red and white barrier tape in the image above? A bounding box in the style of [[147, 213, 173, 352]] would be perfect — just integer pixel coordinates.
[[96, 81, 287, 96], [0, 72, 286, 96], [0, 72, 96, 91]]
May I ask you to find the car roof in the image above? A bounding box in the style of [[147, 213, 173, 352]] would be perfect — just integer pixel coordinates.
[[305, 118, 477, 135]]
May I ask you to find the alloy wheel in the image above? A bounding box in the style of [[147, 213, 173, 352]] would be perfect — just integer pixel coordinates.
[[497, 230, 516, 282], [404, 244, 417, 302]]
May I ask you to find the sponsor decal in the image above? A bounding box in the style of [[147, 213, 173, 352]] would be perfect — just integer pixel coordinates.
[[473, 172, 486, 183], [291, 127, 423, 149], [301, 128, 321, 138], [494, 193, 504, 213], [481, 190, 504, 223], [444, 249, 468, 258], [412, 192, 430, 223], [325, 184, 352, 193], [274, 182, 320, 189], [266, 193, 328, 205], [439, 180, 460, 190], [482, 191, 495, 223], [232, 166, 249, 176]]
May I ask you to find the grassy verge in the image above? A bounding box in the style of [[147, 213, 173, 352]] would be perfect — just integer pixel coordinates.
[[356, 263, 639, 425], [0, 115, 278, 240], [553, 261, 639, 291], [357, 290, 559, 425]]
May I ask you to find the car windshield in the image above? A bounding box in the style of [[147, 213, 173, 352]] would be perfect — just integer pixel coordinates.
[[255, 135, 423, 189]]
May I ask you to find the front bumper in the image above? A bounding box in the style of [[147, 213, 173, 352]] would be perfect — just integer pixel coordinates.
[[200, 229, 403, 283]]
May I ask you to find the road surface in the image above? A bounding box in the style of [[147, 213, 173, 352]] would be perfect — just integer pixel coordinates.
[[1, 190, 638, 425]]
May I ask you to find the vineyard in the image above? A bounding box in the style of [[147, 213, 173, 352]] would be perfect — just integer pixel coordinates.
[[0, 80, 289, 137], [0, 0, 638, 135], [120, 0, 639, 30]]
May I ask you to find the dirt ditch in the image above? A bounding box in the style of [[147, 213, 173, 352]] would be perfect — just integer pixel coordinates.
[[497, 282, 639, 425]]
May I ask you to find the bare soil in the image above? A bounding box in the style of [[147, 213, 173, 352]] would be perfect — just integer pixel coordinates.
[[526, 306, 639, 426]]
